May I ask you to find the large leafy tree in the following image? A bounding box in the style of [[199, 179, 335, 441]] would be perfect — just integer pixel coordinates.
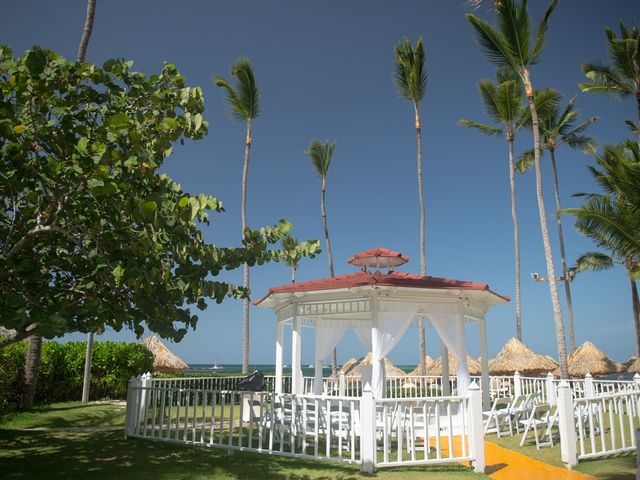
[[518, 91, 598, 352], [579, 22, 640, 145], [214, 58, 260, 375], [0, 47, 314, 406], [467, 0, 570, 377], [306, 139, 338, 374], [459, 70, 529, 341], [394, 37, 429, 377], [564, 142, 640, 354]]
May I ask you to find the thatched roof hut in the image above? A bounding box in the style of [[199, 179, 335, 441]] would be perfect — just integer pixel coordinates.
[[142, 335, 188, 373], [408, 356, 435, 376], [623, 356, 637, 369], [425, 353, 482, 376], [337, 352, 407, 378], [625, 356, 640, 374], [559, 341, 623, 377], [489, 338, 557, 376]]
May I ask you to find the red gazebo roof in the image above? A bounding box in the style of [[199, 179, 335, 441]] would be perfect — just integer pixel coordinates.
[[255, 270, 510, 305], [347, 247, 409, 269]]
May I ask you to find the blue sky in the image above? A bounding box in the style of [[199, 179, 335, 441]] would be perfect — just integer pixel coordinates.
[[3, 1, 638, 365]]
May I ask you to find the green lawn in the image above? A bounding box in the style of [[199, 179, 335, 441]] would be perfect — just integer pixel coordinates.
[[0, 402, 486, 479]]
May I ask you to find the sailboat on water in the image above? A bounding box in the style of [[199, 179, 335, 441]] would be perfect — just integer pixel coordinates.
[[210, 356, 223, 371]]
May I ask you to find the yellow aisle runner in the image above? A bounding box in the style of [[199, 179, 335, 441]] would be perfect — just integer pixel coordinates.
[[484, 441, 594, 480]]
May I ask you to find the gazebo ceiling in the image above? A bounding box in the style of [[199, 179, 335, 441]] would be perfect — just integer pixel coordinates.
[[255, 247, 509, 312]]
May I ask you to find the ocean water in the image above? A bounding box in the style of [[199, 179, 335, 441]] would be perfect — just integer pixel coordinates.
[[187, 364, 416, 377]]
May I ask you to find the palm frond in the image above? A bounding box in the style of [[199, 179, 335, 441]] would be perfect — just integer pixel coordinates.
[[213, 58, 260, 121], [574, 251, 614, 272], [466, 13, 514, 68], [495, 79, 525, 125], [563, 134, 597, 153], [497, 0, 530, 66], [516, 148, 534, 173], [531, 0, 559, 62], [580, 62, 634, 98], [459, 119, 503, 136], [477, 79, 501, 122], [306, 140, 336, 179]]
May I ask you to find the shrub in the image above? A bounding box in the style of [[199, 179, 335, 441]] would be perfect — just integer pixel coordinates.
[[0, 340, 153, 411]]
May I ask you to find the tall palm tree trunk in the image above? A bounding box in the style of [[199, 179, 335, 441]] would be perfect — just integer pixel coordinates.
[[630, 273, 640, 356], [320, 177, 338, 374], [76, 0, 96, 63], [22, 334, 42, 410], [78, 0, 98, 404], [549, 148, 576, 352], [522, 69, 569, 378], [507, 137, 522, 341], [415, 105, 427, 377], [241, 119, 252, 374], [636, 92, 640, 148]]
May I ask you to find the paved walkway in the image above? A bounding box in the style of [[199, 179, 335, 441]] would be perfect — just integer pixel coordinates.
[[484, 441, 594, 480]]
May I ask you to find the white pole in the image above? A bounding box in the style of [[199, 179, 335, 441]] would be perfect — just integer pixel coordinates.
[[546, 372, 556, 406], [584, 373, 594, 398], [479, 318, 490, 410], [360, 384, 375, 473], [313, 326, 323, 395], [291, 313, 302, 395], [275, 320, 284, 394], [468, 381, 485, 473], [557, 380, 578, 469], [370, 295, 382, 399], [441, 341, 450, 396], [514, 371, 522, 397]]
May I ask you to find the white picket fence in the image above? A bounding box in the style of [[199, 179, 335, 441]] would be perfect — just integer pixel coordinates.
[[126, 375, 485, 473]]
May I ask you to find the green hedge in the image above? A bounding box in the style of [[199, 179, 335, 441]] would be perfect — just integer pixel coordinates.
[[0, 340, 153, 411]]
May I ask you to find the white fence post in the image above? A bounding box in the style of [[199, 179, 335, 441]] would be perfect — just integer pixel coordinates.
[[546, 372, 556, 406], [126, 375, 142, 437], [584, 373, 594, 398], [138, 371, 152, 424], [360, 384, 375, 474], [468, 381, 485, 474], [514, 371, 522, 397], [339, 371, 346, 397], [633, 373, 640, 390], [557, 380, 578, 469]]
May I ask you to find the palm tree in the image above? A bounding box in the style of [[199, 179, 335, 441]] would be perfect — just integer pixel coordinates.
[[466, 0, 570, 377], [78, 0, 98, 405], [518, 91, 598, 352], [394, 37, 429, 377], [459, 70, 529, 341], [306, 140, 338, 374], [564, 142, 640, 354], [21, 334, 42, 410], [579, 22, 640, 145], [282, 235, 301, 284], [214, 58, 260, 374]]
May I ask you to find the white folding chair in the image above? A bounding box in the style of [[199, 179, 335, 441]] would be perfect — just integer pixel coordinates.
[[519, 403, 557, 448], [483, 396, 513, 437]]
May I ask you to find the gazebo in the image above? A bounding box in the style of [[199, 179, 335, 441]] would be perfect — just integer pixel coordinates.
[[255, 247, 508, 408]]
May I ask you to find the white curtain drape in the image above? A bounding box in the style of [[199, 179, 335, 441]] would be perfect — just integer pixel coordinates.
[[428, 307, 470, 395], [371, 303, 419, 398], [353, 325, 372, 351], [314, 320, 347, 394]]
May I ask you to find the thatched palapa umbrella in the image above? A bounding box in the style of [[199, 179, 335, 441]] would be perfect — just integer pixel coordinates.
[[559, 341, 623, 377], [425, 353, 482, 376], [489, 338, 557, 376], [623, 356, 637, 369], [625, 357, 640, 374], [142, 335, 188, 373], [408, 356, 434, 376], [337, 352, 407, 378]]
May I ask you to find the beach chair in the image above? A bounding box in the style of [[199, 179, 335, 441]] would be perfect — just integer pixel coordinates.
[[519, 403, 557, 448], [483, 396, 513, 437], [509, 393, 536, 433]]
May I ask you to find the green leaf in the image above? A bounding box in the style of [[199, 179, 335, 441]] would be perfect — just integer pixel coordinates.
[[141, 200, 157, 213], [194, 113, 203, 131], [76, 137, 89, 155], [161, 117, 178, 130], [112, 264, 124, 281], [107, 113, 131, 128], [25, 49, 46, 75], [177, 196, 189, 209]]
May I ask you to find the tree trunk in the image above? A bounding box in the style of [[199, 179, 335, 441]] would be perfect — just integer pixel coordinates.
[[630, 276, 640, 357], [522, 68, 568, 378], [76, 0, 97, 63], [508, 136, 522, 341], [636, 91, 640, 148], [415, 104, 427, 378], [549, 148, 576, 352], [291, 266, 296, 284], [241, 118, 252, 374], [320, 176, 338, 375], [77, 0, 98, 402], [22, 334, 42, 410]]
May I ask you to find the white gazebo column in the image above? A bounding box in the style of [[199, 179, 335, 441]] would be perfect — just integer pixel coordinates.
[[479, 317, 490, 410], [370, 296, 383, 398], [291, 312, 303, 394], [275, 319, 284, 394], [313, 325, 323, 395], [441, 340, 450, 396]]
